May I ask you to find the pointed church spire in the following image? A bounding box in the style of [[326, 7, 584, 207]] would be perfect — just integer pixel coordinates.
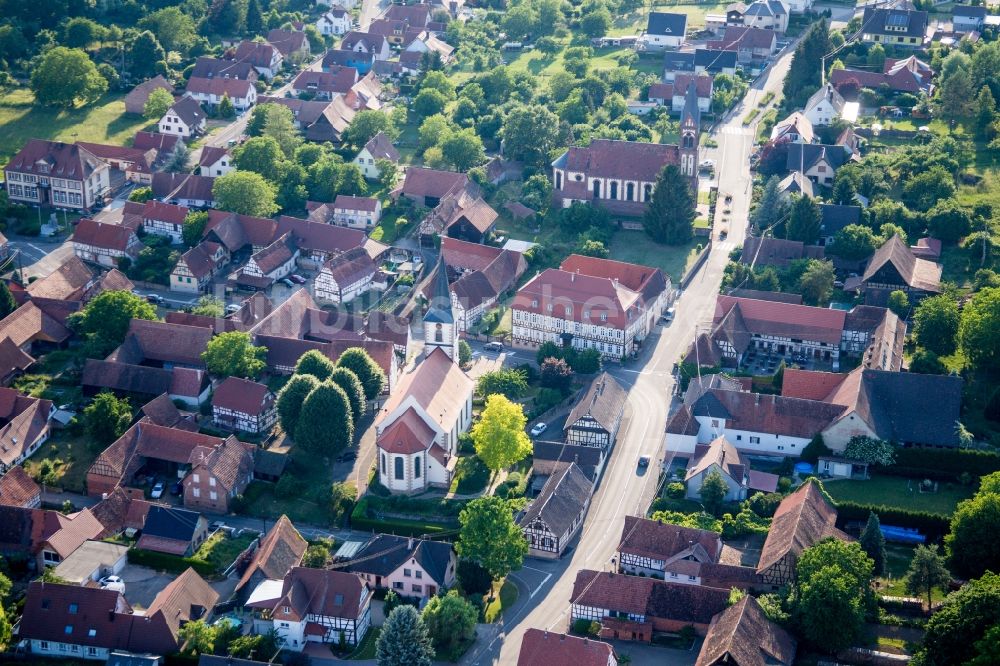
[[424, 255, 453, 325], [682, 79, 701, 129]]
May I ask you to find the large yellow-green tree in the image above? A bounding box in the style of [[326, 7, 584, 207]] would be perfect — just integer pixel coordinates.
[[471, 394, 531, 473]]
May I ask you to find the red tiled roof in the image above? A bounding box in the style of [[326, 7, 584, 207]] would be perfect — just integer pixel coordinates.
[[334, 194, 379, 212], [0, 336, 34, 380], [146, 567, 219, 641], [0, 302, 70, 350], [696, 595, 796, 666], [401, 167, 469, 198], [714, 295, 846, 345], [757, 480, 846, 574], [0, 465, 40, 507], [187, 76, 256, 98], [4, 139, 105, 181], [513, 268, 642, 330], [133, 131, 180, 153], [322, 246, 377, 286], [143, 200, 189, 225], [73, 218, 137, 252], [781, 368, 847, 401], [517, 629, 616, 666], [213, 376, 273, 416], [441, 237, 505, 272], [572, 570, 729, 624], [235, 514, 307, 593], [26, 255, 95, 301], [618, 515, 720, 562], [560, 139, 680, 181], [377, 407, 435, 454], [376, 348, 471, 433], [198, 146, 230, 168], [293, 67, 358, 94], [674, 73, 713, 98]]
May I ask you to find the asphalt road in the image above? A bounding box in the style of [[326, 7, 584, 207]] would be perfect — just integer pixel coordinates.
[[466, 44, 797, 666]]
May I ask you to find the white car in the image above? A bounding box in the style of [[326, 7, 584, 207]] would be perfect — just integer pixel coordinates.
[[699, 159, 716, 171], [100, 576, 125, 593], [530, 422, 548, 437], [150, 482, 165, 499]]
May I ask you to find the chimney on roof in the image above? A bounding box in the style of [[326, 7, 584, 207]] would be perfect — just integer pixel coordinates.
[[407, 537, 414, 550]]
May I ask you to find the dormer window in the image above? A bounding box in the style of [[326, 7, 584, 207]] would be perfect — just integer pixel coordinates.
[[282, 606, 290, 614]]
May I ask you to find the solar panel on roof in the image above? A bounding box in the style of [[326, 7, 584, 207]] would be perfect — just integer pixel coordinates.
[[887, 12, 909, 25]]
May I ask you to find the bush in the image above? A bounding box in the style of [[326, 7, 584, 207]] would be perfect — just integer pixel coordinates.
[[666, 482, 686, 499], [349, 497, 456, 537], [748, 492, 783, 518], [881, 447, 1000, 481], [127, 548, 215, 576], [456, 559, 492, 595]]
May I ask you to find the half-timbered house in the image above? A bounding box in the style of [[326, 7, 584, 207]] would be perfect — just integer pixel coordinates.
[[519, 463, 593, 559], [345, 534, 456, 600], [564, 373, 627, 449], [617, 516, 722, 580], [246, 567, 372, 650], [695, 596, 796, 666], [755, 480, 848, 588], [142, 201, 189, 244], [313, 247, 377, 305], [72, 219, 142, 268], [211, 376, 277, 434], [235, 232, 299, 291], [171, 242, 229, 293], [859, 234, 942, 301]]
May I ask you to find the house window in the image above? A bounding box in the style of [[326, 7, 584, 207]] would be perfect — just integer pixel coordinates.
[[210, 491, 218, 500], [209, 477, 216, 487], [193, 488, 201, 498], [404, 568, 412, 577], [609, 181, 619, 200], [412, 584, 423, 593], [434, 323, 443, 343], [193, 474, 200, 483], [40, 642, 49, 650], [87, 630, 96, 637], [64, 626, 73, 635], [394, 456, 404, 480], [87, 647, 97, 656], [283, 606, 291, 614], [750, 436, 760, 444], [381, 453, 386, 474], [68, 604, 78, 614], [414, 456, 421, 478], [393, 581, 404, 590], [415, 570, 422, 579]]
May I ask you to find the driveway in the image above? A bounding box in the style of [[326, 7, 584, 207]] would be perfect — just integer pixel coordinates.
[[118, 563, 177, 609]]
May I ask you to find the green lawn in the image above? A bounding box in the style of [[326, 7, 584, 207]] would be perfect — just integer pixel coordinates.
[[0, 88, 151, 165], [878, 543, 948, 602], [348, 627, 380, 660], [824, 474, 974, 516], [483, 578, 519, 623], [193, 532, 256, 572], [449, 454, 490, 494], [24, 432, 98, 496], [608, 231, 701, 283]]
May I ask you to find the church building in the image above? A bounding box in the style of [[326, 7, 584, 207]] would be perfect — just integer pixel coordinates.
[[374, 258, 474, 494]]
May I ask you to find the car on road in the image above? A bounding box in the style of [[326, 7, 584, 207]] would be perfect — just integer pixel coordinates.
[[289, 274, 307, 284], [530, 422, 548, 437], [279, 278, 294, 287], [145, 294, 164, 305], [99, 576, 125, 593], [638, 455, 650, 468], [699, 159, 716, 171], [150, 482, 165, 499], [483, 341, 504, 352], [337, 450, 358, 463], [724, 193, 733, 204]]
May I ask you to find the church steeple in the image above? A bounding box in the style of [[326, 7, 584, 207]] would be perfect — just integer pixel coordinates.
[[679, 80, 700, 186], [423, 255, 458, 360]]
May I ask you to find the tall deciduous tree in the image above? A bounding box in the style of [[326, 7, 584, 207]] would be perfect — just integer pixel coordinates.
[[84, 392, 133, 446], [296, 382, 354, 454], [858, 512, 888, 576], [144, 87, 174, 120], [202, 331, 266, 379], [182, 211, 208, 247], [904, 544, 951, 609], [456, 496, 528, 580], [914, 294, 961, 356], [959, 287, 1000, 373], [336, 348, 386, 400], [376, 606, 434, 666], [30, 47, 107, 108], [277, 374, 320, 436], [472, 395, 532, 473], [750, 175, 786, 232], [699, 469, 729, 516], [798, 259, 835, 305], [178, 619, 215, 655], [294, 349, 335, 381], [421, 590, 478, 655], [500, 104, 561, 166], [476, 369, 528, 399], [343, 110, 399, 147], [643, 165, 695, 245], [218, 93, 235, 119], [213, 171, 279, 217], [130, 31, 166, 79], [68, 290, 157, 358], [946, 489, 1000, 579], [329, 367, 366, 423], [916, 571, 1000, 666], [786, 194, 821, 244], [830, 224, 878, 260]]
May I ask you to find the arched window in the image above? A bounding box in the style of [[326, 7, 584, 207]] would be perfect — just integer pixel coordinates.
[[380, 453, 386, 474], [610, 181, 618, 200], [434, 323, 443, 343], [555, 171, 563, 189], [394, 456, 404, 480], [626, 182, 635, 201], [592, 180, 602, 198], [414, 456, 421, 478], [643, 184, 653, 200]]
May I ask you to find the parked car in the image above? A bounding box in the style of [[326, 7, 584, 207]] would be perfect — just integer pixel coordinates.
[[337, 450, 358, 463], [699, 159, 716, 171], [530, 422, 548, 437], [99, 576, 125, 593], [484, 341, 504, 352], [279, 278, 294, 288], [225, 303, 242, 314], [150, 482, 165, 499], [289, 274, 307, 284]]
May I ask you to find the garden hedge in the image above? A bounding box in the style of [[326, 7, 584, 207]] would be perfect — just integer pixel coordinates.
[[349, 497, 457, 538], [833, 500, 951, 541], [127, 548, 216, 576], [878, 447, 1000, 482]]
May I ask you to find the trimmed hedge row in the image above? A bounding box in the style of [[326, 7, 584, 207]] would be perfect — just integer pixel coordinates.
[[349, 497, 458, 538], [878, 448, 1000, 481], [834, 501, 951, 542], [127, 547, 216, 577]]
